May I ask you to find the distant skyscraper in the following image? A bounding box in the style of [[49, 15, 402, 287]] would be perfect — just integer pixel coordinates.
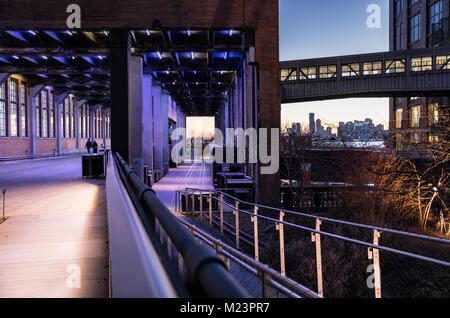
[[316, 119, 322, 133], [292, 123, 301, 135], [309, 113, 315, 133]]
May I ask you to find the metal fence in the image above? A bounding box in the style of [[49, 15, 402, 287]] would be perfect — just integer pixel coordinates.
[[176, 188, 450, 298]]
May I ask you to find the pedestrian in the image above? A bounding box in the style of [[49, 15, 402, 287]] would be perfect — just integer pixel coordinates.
[[85, 139, 92, 154], [93, 140, 98, 154]]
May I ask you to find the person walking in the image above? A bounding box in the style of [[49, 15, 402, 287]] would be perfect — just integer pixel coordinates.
[[92, 140, 98, 154], [85, 139, 93, 154]]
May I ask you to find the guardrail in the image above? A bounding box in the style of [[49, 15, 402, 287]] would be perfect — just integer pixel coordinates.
[[176, 188, 450, 298], [113, 153, 250, 298]]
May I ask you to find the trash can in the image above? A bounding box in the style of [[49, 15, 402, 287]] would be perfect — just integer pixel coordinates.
[[82, 154, 105, 178]]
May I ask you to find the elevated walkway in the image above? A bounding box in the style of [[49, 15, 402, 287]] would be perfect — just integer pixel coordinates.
[[0, 156, 108, 298], [280, 46, 450, 102]]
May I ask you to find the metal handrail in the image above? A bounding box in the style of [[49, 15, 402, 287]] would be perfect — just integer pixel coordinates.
[[190, 188, 450, 245], [114, 153, 250, 298], [178, 217, 321, 298], [179, 188, 450, 298]]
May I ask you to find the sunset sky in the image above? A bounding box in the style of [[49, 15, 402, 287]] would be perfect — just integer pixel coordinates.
[[280, 0, 390, 130]]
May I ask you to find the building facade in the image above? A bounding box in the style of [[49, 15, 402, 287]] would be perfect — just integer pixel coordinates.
[[0, 74, 111, 159], [389, 0, 449, 151]]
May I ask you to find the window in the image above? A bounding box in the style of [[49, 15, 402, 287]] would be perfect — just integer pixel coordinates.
[[49, 91, 54, 138], [428, 103, 439, 126], [410, 0, 418, 5], [436, 55, 450, 69], [342, 63, 360, 77], [86, 105, 90, 138], [280, 69, 297, 81], [410, 106, 421, 128], [386, 59, 405, 73], [429, 0, 443, 34], [363, 61, 382, 75], [396, 134, 403, 151], [64, 98, 70, 138], [0, 83, 6, 137], [20, 83, 27, 137], [409, 14, 420, 44], [71, 98, 75, 138], [9, 79, 19, 137], [319, 65, 337, 78], [396, 108, 403, 129], [428, 133, 439, 143], [411, 57, 432, 71], [36, 95, 41, 138], [41, 90, 48, 138], [411, 132, 420, 144], [299, 67, 316, 80], [395, 24, 403, 50], [395, 0, 403, 16]]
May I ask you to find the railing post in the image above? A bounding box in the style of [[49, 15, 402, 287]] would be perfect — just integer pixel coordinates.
[[167, 237, 172, 259], [276, 212, 286, 276], [233, 201, 240, 249], [184, 190, 188, 214], [220, 194, 224, 235], [178, 252, 183, 275], [368, 230, 382, 298], [208, 191, 213, 228], [260, 270, 274, 298], [199, 190, 203, 223], [311, 219, 323, 297], [251, 206, 259, 262], [191, 189, 195, 217]]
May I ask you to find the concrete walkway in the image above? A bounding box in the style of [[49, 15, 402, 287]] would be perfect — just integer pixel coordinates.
[[0, 156, 109, 298], [153, 159, 213, 213]]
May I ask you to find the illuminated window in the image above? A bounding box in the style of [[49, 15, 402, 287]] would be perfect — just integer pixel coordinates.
[[386, 59, 405, 73], [281, 69, 297, 81], [36, 95, 41, 138], [410, 106, 421, 128], [49, 91, 54, 138], [41, 90, 48, 138], [409, 13, 420, 43], [71, 98, 75, 138], [428, 103, 439, 126], [428, 133, 439, 143], [9, 79, 19, 137], [319, 65, 337, 78], [20, 82, 27, 137], [436, 55, 450, 70], [64, 98, 70, 138], [396, 134, 403, 151], [342, 63, 360, 77], [396, 108, 403, 129], [299, 67, 316, 80], [363, 61, 382, 75], [411, 132, 420, 144], [0, 83, 7, 137], [411, 57, 432, 72]]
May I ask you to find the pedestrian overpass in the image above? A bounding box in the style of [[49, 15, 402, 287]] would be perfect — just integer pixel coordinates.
[[280, 46, 450, 103]]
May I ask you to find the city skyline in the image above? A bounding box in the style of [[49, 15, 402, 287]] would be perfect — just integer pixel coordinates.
[[280, 0, 390, 130]]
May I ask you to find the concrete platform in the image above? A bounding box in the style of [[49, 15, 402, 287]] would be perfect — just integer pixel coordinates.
[[0, 156, 109, 298]]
